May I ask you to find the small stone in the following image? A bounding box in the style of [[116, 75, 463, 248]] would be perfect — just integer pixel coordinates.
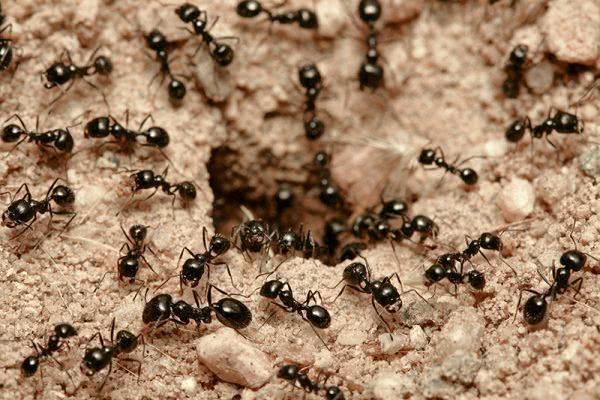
[[336, 329, 367, 346], [524, 61, 555, 94], [535, 170, 571, 210], [195, 327, 272, 389], [379, 332, 409, 354], [433, 307, 484, 359], [579, 146, 600, 178], [180, 377, 197, 394], [483, 138, 508, 157], [315, 1, 346, 38], [421, 351, 482, 398], [497, 177, 535, 223], [193, 52, 234, 102], [409, 326, 428, 350], [370, 372, 416, 399], [542, 0, 600, 65], [388, 0, 425, 23]]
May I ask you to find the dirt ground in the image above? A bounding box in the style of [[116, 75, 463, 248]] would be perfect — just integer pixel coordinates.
[[0, 0, 599, 399]]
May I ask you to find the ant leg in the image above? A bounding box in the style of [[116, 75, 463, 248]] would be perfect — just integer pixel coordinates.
[[324, 278, 345, 290], [47, 80, 75, 109], [202, 226, 208, 253], [110, 318, 116, 343], [257, 308, 279, 331], [137, 113, 155, 132], [370, 297, 394, 337], [97, 361, 112, 392], [4, 113, 28, 130], [81, 77, 109, 111], [400, 289, 433, 308], [513, 288, 541, 322], [119, 358, 143, 382], [327, 284, 364, 304], [94, 271, 112, 293], [211, 261, 238, 290], [48, 353, 75, 389], [388, 272, 405, 293], [303, 318, 331, 351], [120, 223, 134, 246], [569, 277, 584, 297], [534, 260, 552, 287], [140, 255, 158, 275], [254, 255, 290, 281], [87, 331, 105, 347]]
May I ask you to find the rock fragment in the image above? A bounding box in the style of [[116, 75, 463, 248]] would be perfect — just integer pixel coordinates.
[[409, 325, 428, 350], [432, 307, 484, 359], [379, 332, 409, 354], [370, 372, 416, 399], [579, 146, 600, 178], [497, 177, 535, 222], [195, 327, 272, 389]]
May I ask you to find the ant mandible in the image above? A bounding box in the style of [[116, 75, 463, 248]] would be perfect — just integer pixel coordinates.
[[418, 147, 479, 185], [42, 48, 112, 108], [1, 178, 76, 237], [258, 279, 331, 349], [329, 260, 430, 335], [236, 1, 319, 30], [298, 63, 325, 140], [158, 226, 234, 291], [144, 29, 187, 101], [502, 44, 528, 98], [175, 3, 237, 67], [2, 114, 75, 154], [80, 318, 144, 392], [20, 323, 77, 384], [142, 285, 252, 331]]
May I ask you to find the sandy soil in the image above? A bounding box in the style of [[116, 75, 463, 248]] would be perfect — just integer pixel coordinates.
[[0, 0, 599, 399]]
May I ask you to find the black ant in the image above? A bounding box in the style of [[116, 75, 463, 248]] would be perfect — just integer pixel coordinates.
[[232, 219, 272, 256], [418, 147, 479, 185], [329, 260, 429, 335], [357, 0, 384, 90], [424, 259, 486, 294], [502, 44, 528, 98], [84, 112, 170, 151], [175, 3, 237, 67], [42, 48, 113, 108], [1, 178, 76, 237], [323, 218, 347, 255], [0, 20, 14, 71], [142, 285, 252, 331], [338, 241, 367, 262], [515, 221, 598, 325], [2, 114, 75, 153], [258, 279, 331, 349], [236, 1, 318, 30], [144, 29, 187, 101], [121, 167, 196, 213], [20, 323, 77, 383], [299, 63, 325, 140], [277, 364, 345, 400], [505, 109, 584, 149], [80, 318, 143, 392], [308, 151, 347, 209], [274, 183, 295, 216], [158, 226, 233, 291]]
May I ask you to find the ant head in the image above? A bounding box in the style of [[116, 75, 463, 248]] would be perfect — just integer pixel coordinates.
[[277, 230, 299, 253], [145, 126, 170, 148], [45, 62, 73, 85], [509, 44, 528, 66], [236, 0, 263, 18], [211, 43, 235, 67], [129, 224, 148, 243], [277, 364, 299, 381], [559, 249, 586, 272], [306, 305, 331, 329], [175, 3, 201, 23], [343, 262, 368, 285], [115, 330, 138, 353], [21, 356, 39, 377], [339, 242, 366, 262], [93, 55, 112, 75], [467, 270, 485, 290], [553, 110, 582, 134], [418, 148, 436, 165], [178, 182, 197, 201], [3, 199, 34, 228], [54, 323, 77, 338], [479, 232, 502, 251], [358, 0, 382, 23], [298, 63, 322, 89], [460, 168, 478, 185], [145, 29, 167, 52], [209, 234, 230, 256], [297, 9, 318, 29], [274, 184, 295, 212], [259, 279, 284, 299], [411, 215, 438, 237], [436, 253, 457, 269], [81, 347, 112, 376], [50, 185, 74, 206], [380, 198, 408, 218], [2, 124, 23, 143], [168, 79, 187, 101]]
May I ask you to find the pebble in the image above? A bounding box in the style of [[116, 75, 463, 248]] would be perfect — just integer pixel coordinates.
[[409, 325, 428, 350], [542, 0, 600, 65], [336, 329, 368, 346], [379, 332, 409, 355], [524, 61, 555, 94], [498, 178, 535, 223], [193, 54, 234, 102], [433, 307, 484, 359], [579, 146, 600, 178], [180, 377, 197, 394], [420, 351, 482, 398], [195, 327, 272, 389], [315, 1, 346, 38], [370, 372, 416, 399]]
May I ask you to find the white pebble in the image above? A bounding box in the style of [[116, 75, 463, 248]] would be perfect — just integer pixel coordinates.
[[336, 329, 367, 346], [498, 178, 535, 223], [483, 138, 508, 157], [316, 1, 346, 38], [180, 377, 197, 394], [524, 61, 555, 94], [370, 372, 416, 399], [379, 332, 409, 355], [195, 327, 271, 389], [433, 307, 485, 358], [409, 326, 428, 350]]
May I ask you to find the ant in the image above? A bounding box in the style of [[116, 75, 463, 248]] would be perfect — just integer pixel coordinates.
[[232, 219, 272, 256], [0, 20, 14, 71], [142, 285, 252, 331], [80, 318, 143, 392], [308, 151, 347, 209], [323, 218, 347, 255], [424, 259, 486, 294], [418, 147, 479, 185], [357, 0, 384, 90], [2, 114, 75, 153], [298, 63, 325, 140], [329, 260, 429, 335], [122, 167, 196, 213], [515, 221, 598, 325], [236, 0, 319, 30], [274, 183, 295, 216], [502, 44, 528, 98], [338, 241, 367, 262], [144, 29, 187, 101], [42, 48, 113, 108], [258, 279, 331, 349], [505, 109, 584, 149], [278, 364, 345, 400], [158, 226, 233, 291], [20, 323, 77, 383], [1, 178, 76, 237], [84, 113, 170, 151], [175, 3, 237, 67]]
